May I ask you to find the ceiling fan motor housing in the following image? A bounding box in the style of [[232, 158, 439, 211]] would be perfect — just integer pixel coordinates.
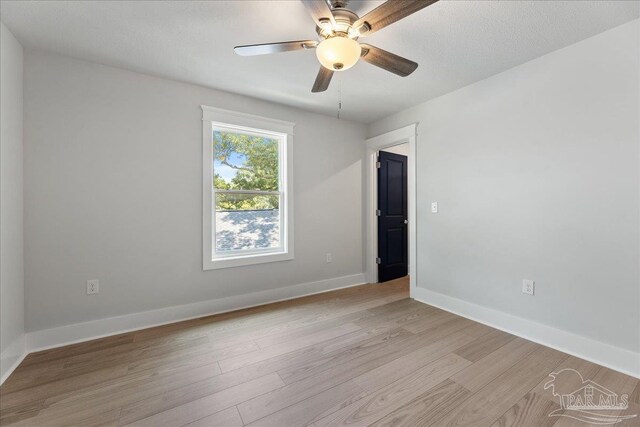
[[328, 0, 349, 8], [316, 8, 359, 39]]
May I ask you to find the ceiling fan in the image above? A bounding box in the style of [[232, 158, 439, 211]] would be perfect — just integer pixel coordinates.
[[234, 0, 439, 93]]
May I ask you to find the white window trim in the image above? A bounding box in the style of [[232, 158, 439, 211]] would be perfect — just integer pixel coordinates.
[[202, 106, 295, 270]]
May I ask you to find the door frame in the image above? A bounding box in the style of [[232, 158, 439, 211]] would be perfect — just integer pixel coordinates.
[[365, 123, 417, 298]]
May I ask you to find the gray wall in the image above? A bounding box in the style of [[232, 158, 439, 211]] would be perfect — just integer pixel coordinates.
[[368, 19, 639, 353], [23, 50, 366, 333], [0, 22, 25, 375]]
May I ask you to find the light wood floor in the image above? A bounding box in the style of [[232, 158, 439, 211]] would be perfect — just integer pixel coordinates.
[[1, 277, 638, 426]]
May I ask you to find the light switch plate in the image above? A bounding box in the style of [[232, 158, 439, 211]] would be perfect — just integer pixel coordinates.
[[431, 202, 438, 213]]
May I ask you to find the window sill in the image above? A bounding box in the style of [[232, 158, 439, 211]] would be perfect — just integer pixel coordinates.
[[203, 250, 293, 271]]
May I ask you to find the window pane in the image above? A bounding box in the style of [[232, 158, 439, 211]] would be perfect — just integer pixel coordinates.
[[213, 130, 279, 192], [215, 193, 281, 253]]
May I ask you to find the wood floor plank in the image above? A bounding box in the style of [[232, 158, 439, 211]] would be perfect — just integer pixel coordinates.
[[0, 400, 46, 425], [70, 407, 122, 427], [7, 333, 212, 387], [248, 295, 423, 354], [116, 368, 278, 426], [370, 379, 472, 427], [400, 308, 458, 334], [123, 373, 284, 426], [218, 322, 362, 372], [1, 277, 636, 427], [450, 337, 540, 392], [126, 281, 402, 349], [616, 402, 640, 427], [65, 335, 212, 369], [590, 365, 638, 397], [245, 380, 367, 427], [439, 346, 568, 426], [125, 350, 219, 377], [548, 366, 639, 427], [404, 316, 485, 344], [533, 357, 639, 427], [238, 328, 417, 424], [530, 355, 602, 400], [453, 328, 516, 362], [314, 354, 470, 427], [18, 334, 135, 367], [182, 406, 243, 427], [13, 335, 218, 390], [460, 322, 499, 339], [201, 290, 405, 353], [276, 327, 414, 385], [311, 325, 395, 355], [252, 324, 473, 426], [3, 362, 223, 426], [352, 301, 437, 331], [631, 381, 640, 405], [491, 392, 561, 427], [0, 364, 130, 410], [353, 331, 473, 392], [252, 311, 372, 349]]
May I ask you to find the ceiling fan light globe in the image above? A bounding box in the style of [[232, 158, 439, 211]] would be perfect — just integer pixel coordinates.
[[316, 36, 361, 71]]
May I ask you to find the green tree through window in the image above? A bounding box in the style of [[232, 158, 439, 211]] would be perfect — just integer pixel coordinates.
[[213, 131, 280, 211]]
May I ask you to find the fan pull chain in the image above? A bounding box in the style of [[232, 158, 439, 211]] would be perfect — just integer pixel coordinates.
[[337, 76, 342, 120]]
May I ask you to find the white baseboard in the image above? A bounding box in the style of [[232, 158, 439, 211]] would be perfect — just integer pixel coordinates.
[[412, 286, 640, 379], [26, 273, 367, 354], [1, 334, 27, 385]]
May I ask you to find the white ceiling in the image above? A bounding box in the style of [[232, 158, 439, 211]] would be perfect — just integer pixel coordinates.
[[1, 1, 638, 123]]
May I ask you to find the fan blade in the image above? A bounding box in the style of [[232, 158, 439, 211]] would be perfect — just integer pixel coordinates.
[[360, 44, 418, 77], [312, 66, 334, 92], [234, 40, 318, 56], [354, 0, 439, 36], [301, 0, 336, 28]]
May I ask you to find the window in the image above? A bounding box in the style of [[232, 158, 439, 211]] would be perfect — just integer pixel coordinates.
[[202, 106, 294, 270]]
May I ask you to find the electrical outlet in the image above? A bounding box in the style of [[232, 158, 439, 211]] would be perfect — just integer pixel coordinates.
[[326, 253, 332, 263], [87, 279, 99, 295], [522, 279, 534, 296], [431, 202, 438, 213]]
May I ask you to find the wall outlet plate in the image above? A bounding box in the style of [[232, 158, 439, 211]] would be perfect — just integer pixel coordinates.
[[431, 202, 438, 213], [87, 279, 99, 295], [522, 279, 535, 296], [326, 253, 332, 263]]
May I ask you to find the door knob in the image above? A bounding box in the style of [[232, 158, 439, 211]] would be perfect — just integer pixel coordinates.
[[404, 220, 408, 224]]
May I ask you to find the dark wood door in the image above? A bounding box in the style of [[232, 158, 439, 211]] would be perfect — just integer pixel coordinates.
[[377, 150, 408, 282]]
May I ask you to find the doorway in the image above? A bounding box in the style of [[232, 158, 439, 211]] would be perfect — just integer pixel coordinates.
[[377, 147, 408, 282], [365, 124, 417, 295]]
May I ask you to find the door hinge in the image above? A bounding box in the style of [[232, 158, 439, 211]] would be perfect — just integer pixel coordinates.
[[376, 257, 382, 265], [376, 209, 381, 216], [376, 161, 381, 168]]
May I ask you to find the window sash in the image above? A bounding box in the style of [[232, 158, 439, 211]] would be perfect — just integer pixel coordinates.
[[212, 125, 283, 194], [213, 191, 285, 257]]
